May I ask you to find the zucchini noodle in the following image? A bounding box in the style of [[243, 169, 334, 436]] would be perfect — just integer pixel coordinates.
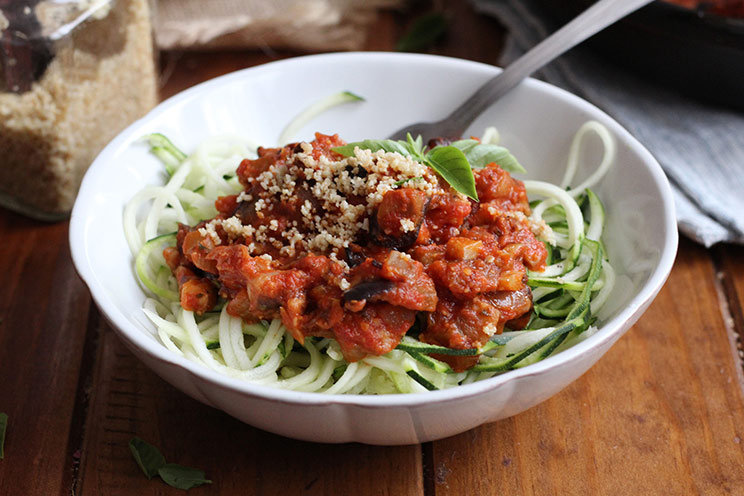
[[277, 91, 365, 145], [125, 121, 617, 394]]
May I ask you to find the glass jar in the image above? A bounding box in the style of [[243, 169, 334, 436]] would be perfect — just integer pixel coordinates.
[[0, 0, 157, 220]]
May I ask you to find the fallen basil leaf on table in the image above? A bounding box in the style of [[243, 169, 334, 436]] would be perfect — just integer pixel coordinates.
[[129, 437, 211, 490], [158, 463, 212, 490], [0, 412, 7, 459], [129, 437, 166, 479], [395, 12, 450, 52]]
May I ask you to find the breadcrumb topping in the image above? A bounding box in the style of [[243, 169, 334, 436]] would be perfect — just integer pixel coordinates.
[[400, 218, 416, 232], [212, 142, 442, 258], [529, 218, 556, 246]]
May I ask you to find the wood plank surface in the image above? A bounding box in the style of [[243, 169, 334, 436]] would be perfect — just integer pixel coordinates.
[[718, 245, 744, 392], [0, 213, 92, 496], [430, 238, 744, 496], [75, 316, 423, 496], [2, 1, 744, 495]]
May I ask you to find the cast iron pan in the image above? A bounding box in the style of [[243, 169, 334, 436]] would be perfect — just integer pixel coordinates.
[[533, 0, 744, 111]]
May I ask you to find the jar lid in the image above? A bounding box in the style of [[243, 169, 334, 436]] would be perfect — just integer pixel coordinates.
[[1, 0, 114, 41], [0, 0, 114, 93]]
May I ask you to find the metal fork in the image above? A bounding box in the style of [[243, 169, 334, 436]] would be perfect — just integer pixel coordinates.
[[388, 0, 655, 141]]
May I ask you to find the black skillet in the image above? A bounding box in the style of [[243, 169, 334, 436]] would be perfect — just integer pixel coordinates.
[[532, 0, 744, 111]]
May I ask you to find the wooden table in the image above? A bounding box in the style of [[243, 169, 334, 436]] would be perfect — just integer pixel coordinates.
[[2, 3, 744, 495]]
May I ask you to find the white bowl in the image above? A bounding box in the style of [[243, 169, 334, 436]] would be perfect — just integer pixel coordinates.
[[69, 52, 677, 445]]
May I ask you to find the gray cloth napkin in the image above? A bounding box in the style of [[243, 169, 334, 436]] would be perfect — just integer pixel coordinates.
[[471, 0, 744, 247]]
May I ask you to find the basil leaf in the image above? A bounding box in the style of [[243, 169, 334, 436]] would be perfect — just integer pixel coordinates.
[[395, 12, 449, 53], [451, 139, 526, 173], [0, 412, 7, 459], [406, 133, 424, 157], [332, 137, 480, 201], [332, 139, 412, 158], [158, 463, 212, 490], [449, 139, 478, 155], [425, 146, 479, 201], [129, 437, 166, 479]]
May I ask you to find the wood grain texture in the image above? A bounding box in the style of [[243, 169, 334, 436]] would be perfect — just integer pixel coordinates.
[[3, 2, 744, 496], [430, 239, 744, 496], [75, 321, 423, 495], [717, 244, 744, 386], [0, 213, 91, 496]]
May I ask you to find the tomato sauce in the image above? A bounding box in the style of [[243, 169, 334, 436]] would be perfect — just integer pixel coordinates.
[[164, 133, 547, 370]]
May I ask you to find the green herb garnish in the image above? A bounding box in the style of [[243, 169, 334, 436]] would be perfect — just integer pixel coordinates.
[[129, 437, 166, 479], [332, 139, 413, 158], [425, 145, 478, 200], [450, 139, 526, 173], [395, 12, 449, 52], [158, 463, 213, 490], [129, 437, 212, 490], [0, 412, 7, 459], [333, 134, 479, 201]]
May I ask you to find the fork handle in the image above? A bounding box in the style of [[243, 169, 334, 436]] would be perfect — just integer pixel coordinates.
[[447, 0, 655, 130]]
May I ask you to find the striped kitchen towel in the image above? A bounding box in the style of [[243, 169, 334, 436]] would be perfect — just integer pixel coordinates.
[[472, 0, 744, 246]]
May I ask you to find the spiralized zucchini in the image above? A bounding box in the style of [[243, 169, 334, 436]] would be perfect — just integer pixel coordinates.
[[124, 121, 616, 394]]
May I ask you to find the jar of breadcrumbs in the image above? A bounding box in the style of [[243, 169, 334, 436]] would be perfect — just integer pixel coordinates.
[[0, 0, 157, 220]]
